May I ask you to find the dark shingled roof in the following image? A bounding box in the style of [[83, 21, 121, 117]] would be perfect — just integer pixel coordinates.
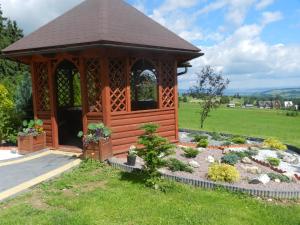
[[2, 0, 201, 56]]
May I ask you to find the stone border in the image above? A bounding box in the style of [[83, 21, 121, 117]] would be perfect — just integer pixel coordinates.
[[108, 158, 300, 200], [179, 128, 300, 154]]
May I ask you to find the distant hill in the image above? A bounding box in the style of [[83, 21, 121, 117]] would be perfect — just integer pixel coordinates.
[[254, 88, 300, 99]]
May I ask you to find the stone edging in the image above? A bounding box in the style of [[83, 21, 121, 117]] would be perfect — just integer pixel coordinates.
[[108, 159, 300, 200], [179, 128, 300, 154]]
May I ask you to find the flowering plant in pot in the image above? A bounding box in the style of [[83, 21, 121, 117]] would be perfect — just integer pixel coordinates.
[[78, 123, 112, 161], [18, 119, 46, 154], [127, 145, 138, 166]]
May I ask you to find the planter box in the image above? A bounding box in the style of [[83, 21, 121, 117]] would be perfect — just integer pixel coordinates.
[[83, 139, 112, 161], [18, 133, 46, 155]]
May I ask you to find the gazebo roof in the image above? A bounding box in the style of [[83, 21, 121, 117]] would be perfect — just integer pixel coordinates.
[[2, 0, 201, 57]]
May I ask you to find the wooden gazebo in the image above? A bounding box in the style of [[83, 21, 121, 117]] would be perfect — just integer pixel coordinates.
[[2, 0, 203, 158]]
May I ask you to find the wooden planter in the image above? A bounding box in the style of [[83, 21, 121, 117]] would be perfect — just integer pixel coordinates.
[[18, 132, 46, 155], [84, 139, 112, 161]]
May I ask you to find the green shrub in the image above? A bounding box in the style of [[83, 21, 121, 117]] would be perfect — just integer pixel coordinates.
[[230, 136, 246, 144], [166, 158, 193, 173], [244, 149, 259, 157], [221, 141, 232, 146], [263, 138, 287, 151], [182, 147, 199, 158], [221, 153, 240, 165], [197, 139, 209, 148], [266, 157, 280, 167], [208, 163, 240, 183], [211, 132, 223, 141], [193, 134, 208, 142], [267, 173, 291, 183], [137, 124, 174, 186]]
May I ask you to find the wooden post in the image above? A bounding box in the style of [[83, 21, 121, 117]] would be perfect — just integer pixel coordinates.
[[30, 62, 38, 119], [79, 57, 88, 134], [158, 60, 163, 109], [174, 60, 179, 141], [48, 60, 59, 148], [101, 58, 111, 126], [125, 57, 131, 112]]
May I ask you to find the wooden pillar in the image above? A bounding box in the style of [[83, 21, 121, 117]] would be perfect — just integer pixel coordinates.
[[30, 62, 38, 119], [79, 57, 88, 134], [125, 57, 131, 112], [158, 60, 163, 109], [101, 58, 111, 127], [48, 60, 59, 148], [174, 60, 179, 141]]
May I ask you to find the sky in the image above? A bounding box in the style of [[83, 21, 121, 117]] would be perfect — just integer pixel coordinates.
[[0, 0, 299, 91]]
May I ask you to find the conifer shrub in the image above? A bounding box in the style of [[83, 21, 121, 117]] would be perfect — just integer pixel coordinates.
[[208, 163, 240, 183]]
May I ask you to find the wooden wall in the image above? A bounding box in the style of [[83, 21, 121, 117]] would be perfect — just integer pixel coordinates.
[[110, 108, 176, 155]]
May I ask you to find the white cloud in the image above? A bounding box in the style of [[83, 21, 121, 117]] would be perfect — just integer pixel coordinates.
[[261, 11, 283, 26], [0, 0, 84, 34], [182, 23, 300, 89], [256, 0, 274, 10]]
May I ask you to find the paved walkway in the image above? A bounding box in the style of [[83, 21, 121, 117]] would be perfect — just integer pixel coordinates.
[[0, 150, 81, 201]]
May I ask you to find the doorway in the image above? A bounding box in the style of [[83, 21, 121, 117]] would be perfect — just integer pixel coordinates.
[[55, 60, 83, 148]]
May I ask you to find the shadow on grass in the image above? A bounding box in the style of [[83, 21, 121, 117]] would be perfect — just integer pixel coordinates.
[[119, 170, 148, 185]]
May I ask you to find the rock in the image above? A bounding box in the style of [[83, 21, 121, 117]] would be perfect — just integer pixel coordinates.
[[274, 178, 281, 183], [189, 160, 200, 168], [241, 165, 261, 174], [283, 172, 298, 182], [197, 147, 205, 151], [249, 146, 261, 151], [241, 157, 252, 164], [206, 155, 215, 163], [222, 148, 231, 154], [249, 174, 270, 185], [283, 155, 299, 165]]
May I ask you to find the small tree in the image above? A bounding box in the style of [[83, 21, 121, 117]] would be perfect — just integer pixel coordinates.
[[190, 66, 229, 128], [137, 124, 174, 187]]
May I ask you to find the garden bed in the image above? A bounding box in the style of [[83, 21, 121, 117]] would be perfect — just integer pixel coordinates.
[[109, 131, 300, 199]]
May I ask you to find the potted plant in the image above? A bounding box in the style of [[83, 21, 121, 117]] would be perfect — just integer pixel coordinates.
[[18, 119, 46, 154], [78, 123, 112, 161], [127, 145, 137, 166]]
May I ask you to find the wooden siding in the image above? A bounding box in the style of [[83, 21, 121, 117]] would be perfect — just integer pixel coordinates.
[[111, 108, 176, 154]]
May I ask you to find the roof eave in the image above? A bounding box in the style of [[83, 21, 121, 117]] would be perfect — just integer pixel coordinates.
[[1, 41, 202, 59]]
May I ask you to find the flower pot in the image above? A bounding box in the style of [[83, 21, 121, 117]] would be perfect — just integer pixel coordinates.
[[83, 139, 112, 161], [18, 132, 46, 155], [127, 155, 136, 166]]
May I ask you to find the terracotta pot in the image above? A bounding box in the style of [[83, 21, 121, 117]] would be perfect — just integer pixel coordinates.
[[18, 132, 46, 155], [83, 139, 112, 161], [127, 155, 136, 166]]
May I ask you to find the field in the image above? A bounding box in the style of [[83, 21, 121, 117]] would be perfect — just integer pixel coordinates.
[[179, 103, 300, 147], [0, 161, 299, 225]]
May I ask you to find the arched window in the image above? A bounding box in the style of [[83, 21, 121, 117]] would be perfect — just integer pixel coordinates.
[[130, 59, 158, 111]]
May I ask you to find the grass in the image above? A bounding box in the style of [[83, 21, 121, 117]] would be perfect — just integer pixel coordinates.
[[0, 160, 299, 225], [179, 103, 300, 147]]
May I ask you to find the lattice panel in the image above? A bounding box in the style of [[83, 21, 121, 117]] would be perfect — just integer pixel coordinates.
[[56, 68, 73, 107], [86, 58, 102, 112], [161, 61, 175, 108], [109, 59, 127, 112], [35, 62, 50, 111]]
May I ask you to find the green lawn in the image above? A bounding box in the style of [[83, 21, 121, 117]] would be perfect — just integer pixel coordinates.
[[179, 103, 300, 147], [0, 161, 299, 225]]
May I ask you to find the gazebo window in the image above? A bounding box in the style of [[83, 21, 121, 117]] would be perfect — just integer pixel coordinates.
[[130, 59, 158, 111]]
